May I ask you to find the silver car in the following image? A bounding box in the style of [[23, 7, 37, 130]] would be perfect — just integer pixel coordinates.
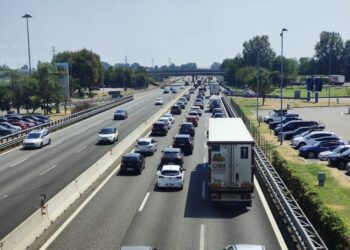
[[135, 138, 158, 155], [97, 127, 119, 144], [22, 129, 51, 149], [223, 244, 266, 250]]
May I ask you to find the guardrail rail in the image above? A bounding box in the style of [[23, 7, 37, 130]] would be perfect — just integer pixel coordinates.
[[221, 95, 327, 250]]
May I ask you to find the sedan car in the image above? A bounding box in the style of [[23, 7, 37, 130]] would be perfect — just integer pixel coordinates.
[[157, 165, 184, 190], [22, 129, 51, 149], [114, 109, 128, 120], [97, 127, 119, 144], [223, 244, 266, 250], [185, 115, 198, 127], [299, 140, 345, 158], [177, 101, 185, 109], [154, 98, 164, 105], [318, 145, 350, 161], [135, 138, 158, 155]]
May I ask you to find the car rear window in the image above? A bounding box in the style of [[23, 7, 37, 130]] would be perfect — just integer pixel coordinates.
[[138, 141, 150, 146], [116, 110, 125, 114], [161, 170, 180, 176], [122, 156, 139, 162], [175, 138, 190, 143], [153, 123, 165, 128], [164, 151, 179, 157]]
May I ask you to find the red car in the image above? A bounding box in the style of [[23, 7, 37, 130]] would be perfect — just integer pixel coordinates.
[[186, 115, 198, 127], [9, 121, 28, 130]]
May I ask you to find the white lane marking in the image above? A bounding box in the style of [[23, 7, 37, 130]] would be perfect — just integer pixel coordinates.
[[202, 182, 205, 200], [200, 224, 205, 250], [254, 176, 288, 250], [39, 164, 57, 176], [40, 163, 119, 249], [138, 192, 150, 212], [75, 145, 87, 153], [9, 158, 28, 168]]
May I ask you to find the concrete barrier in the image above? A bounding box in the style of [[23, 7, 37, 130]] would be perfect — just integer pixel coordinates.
[[0, 88, 188, 250]]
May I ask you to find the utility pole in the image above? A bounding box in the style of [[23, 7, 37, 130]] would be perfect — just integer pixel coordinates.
[[257, 49, 260, 126], [51, 46, 56, 59], [280, 28, 288, 145], [22, 14, 32, 75]]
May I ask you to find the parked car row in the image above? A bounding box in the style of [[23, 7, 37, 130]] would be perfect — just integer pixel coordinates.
[[0, 113, 50, 137]]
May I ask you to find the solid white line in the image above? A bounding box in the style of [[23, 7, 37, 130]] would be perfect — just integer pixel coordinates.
[[254, 176, 288, 250], [39, 164, 57, 176], [202, 182, 205, 200], [200, 224, 205, 250], [138, 192, 150, 212], [75, 145, 87, 153], [9, 158, 28, 168], [39, 164, 122, 250]]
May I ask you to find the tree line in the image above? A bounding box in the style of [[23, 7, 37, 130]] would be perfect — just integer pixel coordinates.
[[220, 31, 350, 105]]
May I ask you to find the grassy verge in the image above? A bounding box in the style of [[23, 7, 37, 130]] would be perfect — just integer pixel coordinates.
[[231, 97, 350, 248]]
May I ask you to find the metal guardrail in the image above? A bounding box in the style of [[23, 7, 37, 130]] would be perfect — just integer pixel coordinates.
[[0, 96, 134, 151], [221, 95, 328, 250]]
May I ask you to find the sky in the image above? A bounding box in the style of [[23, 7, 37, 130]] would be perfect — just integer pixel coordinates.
[[1, 0, 350, 69]]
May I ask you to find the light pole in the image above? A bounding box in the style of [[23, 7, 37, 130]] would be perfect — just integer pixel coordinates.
[[328, 45, 332, 106], [257, 49, 260, 126], [280, 28, 287, 145], [22, 14, 32, 75]]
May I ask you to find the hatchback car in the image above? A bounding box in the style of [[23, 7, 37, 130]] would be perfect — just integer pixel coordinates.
[[157, 165, 184, 190], [120, 153, 145, 174], [194, 101, 204, 109], [97, 127, 119, 144], [154, 98, 164, 105], [161, 147, 184, 166], [328, 151, 350, 169], [151, 121, 168, 136], [223, 244, 266, 250], [114, 109, 128, 120], [163, 88, 170, 94], [190, 106, 202, 116], [177, 102, 185, 109], [179, 97, 188, 105], [22, 129, 51, 149], [179, 122, 195, 137], [171, 105, 182, 115], [162, 113, 175, 124], [299, 140, 345, 158], [173, 134, 194, 155], [135, 137, 158, 155], [318, 145, 350, 161], [158, 117, 172, 129], [292, 131, 336, 148], [185, 115, 198, 127]]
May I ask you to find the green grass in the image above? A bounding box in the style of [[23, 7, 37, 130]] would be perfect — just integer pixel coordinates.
[[233, 97, 350, 229]]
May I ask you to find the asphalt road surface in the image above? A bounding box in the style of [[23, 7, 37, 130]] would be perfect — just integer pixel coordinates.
[[44, 90, 282, 250], [0, 86, 182, 239]]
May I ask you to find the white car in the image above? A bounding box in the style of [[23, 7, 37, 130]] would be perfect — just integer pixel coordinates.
[[159, 117, 172, 129], [318, 145, 350, 161], [162, 113, 175, 124], [155, 98, 164, 105], [22, 129, 51, 149], [292, 131, 335, 148], [157, 165, 184, 189], [135, 137, 158, 155], [97, 127, 119, 144], [179, 97, 188, 105], [223, 244, 266, 250]]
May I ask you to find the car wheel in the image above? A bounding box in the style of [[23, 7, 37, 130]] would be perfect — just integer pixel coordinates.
[[137, 169, 142, 175], [338, 161, 346, 170], [298, 142, 306, 149], [40, 142, 43, 148], [307, 151, 315, 159], [48, 139, 51, 145]]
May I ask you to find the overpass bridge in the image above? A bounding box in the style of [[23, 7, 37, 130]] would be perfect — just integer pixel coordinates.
[[147, 68, 227, 81]]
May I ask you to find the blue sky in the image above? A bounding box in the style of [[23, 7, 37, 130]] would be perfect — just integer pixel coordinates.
[[1, 0, 350, 68]]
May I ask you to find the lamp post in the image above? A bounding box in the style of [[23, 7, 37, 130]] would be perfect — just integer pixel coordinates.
[[280, 28, 287, 145], [257, 49, 260, 126], [328, 45, 332, 106], [22, 14, 32, 75]]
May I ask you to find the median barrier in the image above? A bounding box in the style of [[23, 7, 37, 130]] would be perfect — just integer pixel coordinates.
[[0, 88, 189, 250]]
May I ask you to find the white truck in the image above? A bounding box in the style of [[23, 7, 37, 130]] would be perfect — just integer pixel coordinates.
[[209, 82, 220, 96], [207, 118, 254, 206], [208, 95, 222, 111]]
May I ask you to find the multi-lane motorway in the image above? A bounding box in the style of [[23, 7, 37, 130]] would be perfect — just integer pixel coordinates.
[[0, 87, 180, 239], [20, 82, 285, 250]]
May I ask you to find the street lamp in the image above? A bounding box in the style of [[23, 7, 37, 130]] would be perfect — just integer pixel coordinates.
[[280, 28, 287, 145], [257, 49, 260, 126], [328, 45, 332, 106], [22, 14, 32, 75]]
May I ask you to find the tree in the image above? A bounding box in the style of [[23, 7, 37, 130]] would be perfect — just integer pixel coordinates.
[[343, 40, 350, 81], [272, 57, 298, 86], [0, 85, 12, 112], [298, 57, 313, 75], [314, 31, 344, 75], [242, 35, 276, 69], [220, 54, 243, 85]]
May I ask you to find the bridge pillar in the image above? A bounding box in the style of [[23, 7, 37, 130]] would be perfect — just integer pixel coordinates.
[[192, 74, 195, 83]]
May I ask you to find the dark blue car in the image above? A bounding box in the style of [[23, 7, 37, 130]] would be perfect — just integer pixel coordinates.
[[299, 140, 345, 158]]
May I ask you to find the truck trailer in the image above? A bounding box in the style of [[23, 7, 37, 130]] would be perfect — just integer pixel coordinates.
[[207, 118, 254, 206], [209, 82, 220, 96]]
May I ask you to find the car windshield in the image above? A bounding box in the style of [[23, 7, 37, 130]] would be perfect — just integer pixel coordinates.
[[116, 110, 125, 114], [163, 152, 179, 157], [181, 124, 192, 129], [27, 133, 41, 139], [161, 170, 180, 176], [100, 128, 114, 134], [138, 141, 150, 146]]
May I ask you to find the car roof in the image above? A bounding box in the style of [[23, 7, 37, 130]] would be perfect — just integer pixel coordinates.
[[29, 129, 47, 134], [186, 115, 197, 119], [228, 244, 265, 250], [138, 137, 153, 142], [115, 109, 126, 112], [175, 134, 191, 138], [181, 122, 193, 125], [172, 105, 180, 108], [161, 165, 181, 171], [191, 106, 200, 109], [123, 152, 141, 158], [153, 121, 166, 125], [163, 147, 181, 152]]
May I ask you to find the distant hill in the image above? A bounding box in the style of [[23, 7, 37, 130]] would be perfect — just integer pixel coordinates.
[[101, 61, 112, 70]]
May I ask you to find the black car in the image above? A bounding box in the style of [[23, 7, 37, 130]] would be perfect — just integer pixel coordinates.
[[274, 121, 319, 135], [177, 102, 185, 109], [171, 105, 182, 115], [121, 153, 145, 174], [328, 152, 350, 169], [269, 117, 302, 130], [161, 147, 184, 166], [279, 125, 323, 140], [212, 108, 224, 117], [114, 109, 128, 120], [151, 121, 168, 136], [0, 128, 13, 137], [179, 122, 195, 137], [183, 94, 190, 101], [173, 134, 194, 155]]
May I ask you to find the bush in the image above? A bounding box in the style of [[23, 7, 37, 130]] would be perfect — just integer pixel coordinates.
[[70, 101, 94, 114]]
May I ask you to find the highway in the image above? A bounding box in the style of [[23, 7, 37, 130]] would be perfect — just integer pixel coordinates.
[[0, 86, 181, 239], [38, 85, 283, 250]]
